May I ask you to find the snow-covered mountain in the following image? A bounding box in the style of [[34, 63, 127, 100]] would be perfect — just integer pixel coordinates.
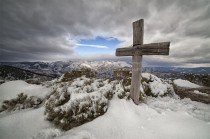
[[1, 61, 210, 86], [0, 61, 131, 80], [65, 61, 131, 77], [0, 61, 72, 75], [1, 61, 210, 76], [66, 61, 130, 71]]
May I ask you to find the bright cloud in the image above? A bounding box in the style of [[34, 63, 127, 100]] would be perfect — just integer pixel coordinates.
[[76, 44, 108, 49]]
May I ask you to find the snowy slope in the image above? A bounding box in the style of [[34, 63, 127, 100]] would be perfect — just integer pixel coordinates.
[[0, 74, 210, 139], [57, 97, 210, 139], [0, 107, 60, 139], [0, 80, 50, 105], [1, 97, 209, 139]]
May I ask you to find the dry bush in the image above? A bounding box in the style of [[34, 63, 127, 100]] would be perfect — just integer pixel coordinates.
[[44, 77, 115, 131], [45, 91, 108, 131], [1, 93, 43, 112], [61, 68, 96, 82]]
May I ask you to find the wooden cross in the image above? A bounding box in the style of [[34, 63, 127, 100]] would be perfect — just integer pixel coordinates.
[[116, 19, 170, 104]]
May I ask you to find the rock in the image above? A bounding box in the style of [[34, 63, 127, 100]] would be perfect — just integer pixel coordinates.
[[173, 79, 210, 104]]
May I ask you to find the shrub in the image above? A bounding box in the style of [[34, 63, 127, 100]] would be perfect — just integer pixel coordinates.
[[119, 73, 171, 98], [141, 76, 153, 96], [44, 77, 115, 131], [122, 78, 131, 86], [1, 93, 43, 112], [45, 91, 108, 130], [61, 68, 96, 82], [141, 73, 172, 97]]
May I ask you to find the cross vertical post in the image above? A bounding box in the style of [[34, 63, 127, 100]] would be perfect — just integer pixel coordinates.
[[130, 19, 144, 104], [115, 19, 170, 105]]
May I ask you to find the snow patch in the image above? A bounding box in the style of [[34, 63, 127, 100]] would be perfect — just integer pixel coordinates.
[[193, 90, 209, 96], [0, 107, 56, 139], [0, 80, 50, 105], [57, 98, 210, 139], [173, 79, 201, 88]]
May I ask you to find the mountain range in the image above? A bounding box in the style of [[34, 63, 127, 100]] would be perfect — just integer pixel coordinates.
[[0, 61, 210, 86]]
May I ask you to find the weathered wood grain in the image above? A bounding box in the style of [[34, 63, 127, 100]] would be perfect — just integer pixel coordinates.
[[134, 42, 170, 49], [141, 48, 169, 55], [116, 41, 170, 56], [116, 47, 169, 56], [130, 19, 144, 104], [116, 47, 134, 56]]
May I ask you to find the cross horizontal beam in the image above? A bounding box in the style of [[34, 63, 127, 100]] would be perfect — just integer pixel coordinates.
[[116, 42, 170, 56]]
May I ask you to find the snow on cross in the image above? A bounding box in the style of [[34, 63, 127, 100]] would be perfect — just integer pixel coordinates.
[[116, 19, 170, 104]]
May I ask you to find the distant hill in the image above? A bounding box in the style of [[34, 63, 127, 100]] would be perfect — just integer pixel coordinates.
[[0, 61, 71, 76], [1, 61, 210, 75], [0, 65, 57, 81], [0, 61, 131, 78]]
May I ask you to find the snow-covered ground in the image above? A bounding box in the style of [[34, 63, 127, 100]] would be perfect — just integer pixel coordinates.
[[0, 76, 210, 139], [58, 97, 210, 139], [1, 97, 209, 139], [173, 79, 202, 88], [0, 80, 50, 105], [0, 107, 59, 139]]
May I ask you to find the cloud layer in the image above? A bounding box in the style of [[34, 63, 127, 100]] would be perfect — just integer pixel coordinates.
[[0, 0, 210, 66]]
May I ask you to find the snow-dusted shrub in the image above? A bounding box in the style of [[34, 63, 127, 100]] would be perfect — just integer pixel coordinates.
[[45, 86, 70, 111], [45, 77, 116, 130], [103, 90, 114, 100], [122, 77, 131, 87], [117, 89, 130, 99], [46, 95, 108, 130], [61, 68, 96, 82], [119, 73, 173, 98], [113, 70, 131, 80], [141, 73, 172, 97], [1, 93, 42, 112], [141, 76, 153, 96], [115, 80, 130, 100], [84, 79, 94, 86]]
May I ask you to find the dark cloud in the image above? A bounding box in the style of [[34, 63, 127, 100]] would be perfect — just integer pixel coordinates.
[[0, 0, 210, 66]]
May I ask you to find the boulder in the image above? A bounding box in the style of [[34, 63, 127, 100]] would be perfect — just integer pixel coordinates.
[[173, 79, 210, 104]]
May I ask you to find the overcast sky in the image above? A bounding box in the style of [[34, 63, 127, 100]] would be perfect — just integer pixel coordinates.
[[0, 0, 210, 67]]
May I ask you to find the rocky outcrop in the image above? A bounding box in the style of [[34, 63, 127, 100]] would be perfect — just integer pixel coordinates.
[[173, 84, 210, 104]]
